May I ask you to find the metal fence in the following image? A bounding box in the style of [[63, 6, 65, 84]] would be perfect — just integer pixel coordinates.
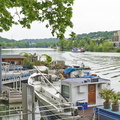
[[0, 83, 94, 120]]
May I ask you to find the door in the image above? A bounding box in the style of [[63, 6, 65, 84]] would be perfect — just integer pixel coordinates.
[[88, 84, 96, 104]]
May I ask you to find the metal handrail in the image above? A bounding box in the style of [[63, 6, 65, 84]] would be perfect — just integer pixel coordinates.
[[34, 65, 69, 102]]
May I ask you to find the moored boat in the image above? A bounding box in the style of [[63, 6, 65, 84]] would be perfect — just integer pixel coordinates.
[[28, 65, 111, 119], [71, 48, 85, 52], [28, 67, 79, 119]]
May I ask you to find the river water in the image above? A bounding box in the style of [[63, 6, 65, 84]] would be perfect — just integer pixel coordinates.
[[1, 48, 120, 119], [2, 48, 120, 92]]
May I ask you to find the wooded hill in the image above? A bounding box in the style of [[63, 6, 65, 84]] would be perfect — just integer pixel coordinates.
[[0, 31, 116, 43], [76, 31, 115, 40], [20, 38, 58, 43], [0, 36, 15, 42]]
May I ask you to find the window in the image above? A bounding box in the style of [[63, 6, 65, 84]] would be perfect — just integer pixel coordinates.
[[61, 85, 70, 98]]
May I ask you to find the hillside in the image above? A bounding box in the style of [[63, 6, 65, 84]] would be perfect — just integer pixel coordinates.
[[0, 36, 15, 42], [19, 38, 58, 43], [0, 31, 117, 43], [0, 37, 58, 43], [76, 31, 116, 40]]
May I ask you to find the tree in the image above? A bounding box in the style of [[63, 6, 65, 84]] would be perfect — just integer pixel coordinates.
[[23, 58, 34, 69], [100, 88, 114, 109], [95, 44, 103, 52], [116, 47, 120, 52], [66, 40, 73, 49], [102, 40, 114, 52], [19, 52, 33, 58], [19, 52, 34, 68], [41, 54, 52, 66], [0, 0, 75, 39], [58, 39, 67, 50], [0, 42, 7, 48], [89, 40, 95, 52], [20, 52, 52, 68]]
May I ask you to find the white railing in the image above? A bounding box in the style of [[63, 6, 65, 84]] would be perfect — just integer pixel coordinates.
[[0, 102, 86, 120]]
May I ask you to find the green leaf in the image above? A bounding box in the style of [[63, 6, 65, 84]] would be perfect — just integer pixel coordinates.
[[0, 0, 75, 39]]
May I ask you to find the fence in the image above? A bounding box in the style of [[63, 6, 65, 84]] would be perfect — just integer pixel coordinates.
[[0, 83, 89, 120]]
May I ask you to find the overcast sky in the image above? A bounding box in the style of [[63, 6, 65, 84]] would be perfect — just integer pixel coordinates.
[[0, 0, 120, 40]]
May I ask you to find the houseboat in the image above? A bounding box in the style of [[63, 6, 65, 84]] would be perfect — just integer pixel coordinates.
[[28, 65, 111, 119]]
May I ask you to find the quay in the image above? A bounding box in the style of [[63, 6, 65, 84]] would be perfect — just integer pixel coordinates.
[[0, 85, 22, 103], [0, 53, 120, 120], [1, 68, 36, 103], [0, 76, 120, 120], [0, 53, 37, 104]]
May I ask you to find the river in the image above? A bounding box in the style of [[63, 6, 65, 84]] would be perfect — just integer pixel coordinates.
[[2, 48, 120, 92], [1, 48, 120, 119]]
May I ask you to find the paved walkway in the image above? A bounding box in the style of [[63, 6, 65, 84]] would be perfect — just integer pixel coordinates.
[[77, 107, 96, 120]]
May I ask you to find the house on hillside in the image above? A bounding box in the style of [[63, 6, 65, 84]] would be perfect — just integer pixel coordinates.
[[112, 30, 120, 47]]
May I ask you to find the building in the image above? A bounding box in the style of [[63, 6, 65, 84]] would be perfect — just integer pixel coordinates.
[[2, 55, 26, 66], [112, 30, 120, 47]]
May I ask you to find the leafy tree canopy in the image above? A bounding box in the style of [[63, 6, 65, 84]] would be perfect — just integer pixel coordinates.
[[76, 31, 115, 40], [0, 0, 75, 39]]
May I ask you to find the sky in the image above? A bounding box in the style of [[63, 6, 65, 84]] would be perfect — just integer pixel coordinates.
[[0, 0, 120, 40]]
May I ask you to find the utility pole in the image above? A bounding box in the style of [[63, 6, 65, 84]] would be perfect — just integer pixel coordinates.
[[0, 45, 2, 94]]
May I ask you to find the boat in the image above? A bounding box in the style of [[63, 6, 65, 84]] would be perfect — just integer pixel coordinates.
[[63, 63, 91, 78], [28, 65, 111, 119], [71, 48, 85, 52], [28, 66, 80, 119]]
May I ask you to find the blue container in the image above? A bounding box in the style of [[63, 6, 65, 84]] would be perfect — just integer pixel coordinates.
[[76, 101, 88, 110]]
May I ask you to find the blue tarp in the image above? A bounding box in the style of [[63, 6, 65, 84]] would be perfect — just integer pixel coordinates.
[[64, 67, 88, 74]]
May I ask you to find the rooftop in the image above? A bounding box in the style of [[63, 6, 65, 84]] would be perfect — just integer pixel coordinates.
[[62, 77, 110, 84], [2, 55, 26, 59]]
